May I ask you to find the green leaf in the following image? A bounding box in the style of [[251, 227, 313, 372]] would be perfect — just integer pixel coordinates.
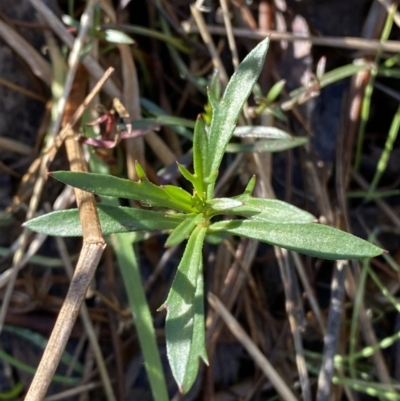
[[102, 29, 134, 44], [177, 163, 198, 192], [165, 214, 204, 247], [265, 79, 286, 103], [192, 116, 208, 197], [207, 198, 243, 212], [206, 38, 270, 189], [243, 176, 256, 196], [226, 137, 307, 153], [164, 226, 208, 392], [180, 270, 208, 390], [209, 220, 384, 259], [24, 205, 185, 236], [233, 126, 292, 139], [209, 69, 222, 101], [229, 196, 315, 224], [51, 171, 194, 213]]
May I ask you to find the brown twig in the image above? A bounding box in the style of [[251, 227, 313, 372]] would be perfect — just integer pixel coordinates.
[[23, 70, 113, 401], [184, 24, 400, 54]]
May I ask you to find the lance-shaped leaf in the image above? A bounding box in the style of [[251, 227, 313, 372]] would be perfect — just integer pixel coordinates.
[[206, 38, 270, 186], [24, 205, 185, 236], [226, 137, 307, 153], [233, 126, 291, 139], [192, 116, 209, 197], [229, 196, 315, 224], [164, 226, 208, 392], [51, 171, 194, 213], [209, 220, 384, 260], [180, 268, 208, 391], [207, 198, 243, 212], [165, 213, 204, 248]]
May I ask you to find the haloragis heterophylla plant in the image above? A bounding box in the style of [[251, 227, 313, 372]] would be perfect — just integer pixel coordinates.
[[25, 38, 384, 393]]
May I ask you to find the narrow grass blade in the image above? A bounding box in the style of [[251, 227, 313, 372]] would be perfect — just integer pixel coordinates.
[[111, 233, 169, 401]]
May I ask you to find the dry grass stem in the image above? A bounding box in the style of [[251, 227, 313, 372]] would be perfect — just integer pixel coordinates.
[[0, 19, 52, 85], [184, 24, 400, 53], [23, 68, 114, 401], [208, 293, 299, 401], [190, 5, 229, 85]]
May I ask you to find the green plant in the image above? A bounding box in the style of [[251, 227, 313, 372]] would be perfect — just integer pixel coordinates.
[[25, 38, 383, 393]]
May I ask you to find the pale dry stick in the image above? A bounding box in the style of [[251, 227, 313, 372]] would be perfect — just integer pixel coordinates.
[[28, 0, 121, 99], [46, 0, 98, 147], [316, 261, 347, 401], [0, 19, 52, 85], [184, 25, 400, 53], [24, 72, 114, 401], [24, 237, 106, 400], [118, 44, 146, 178], [204, 238, 258, 400], [0, 0, 106, 324], [100, 0, 145, 176], [190, 4, 229, 86], [208, 293, 299, 401], [219, 0, 239, 69], [51, 212, 116, 401], [145, 131, 177, 167]]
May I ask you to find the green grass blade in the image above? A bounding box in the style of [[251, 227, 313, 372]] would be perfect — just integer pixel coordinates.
[[367, 104, 400, 198], [111, 233, 169, 401], [209, 220, 384, 259], [354, 5, 396, 171], [0, 348, 80, 385]]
